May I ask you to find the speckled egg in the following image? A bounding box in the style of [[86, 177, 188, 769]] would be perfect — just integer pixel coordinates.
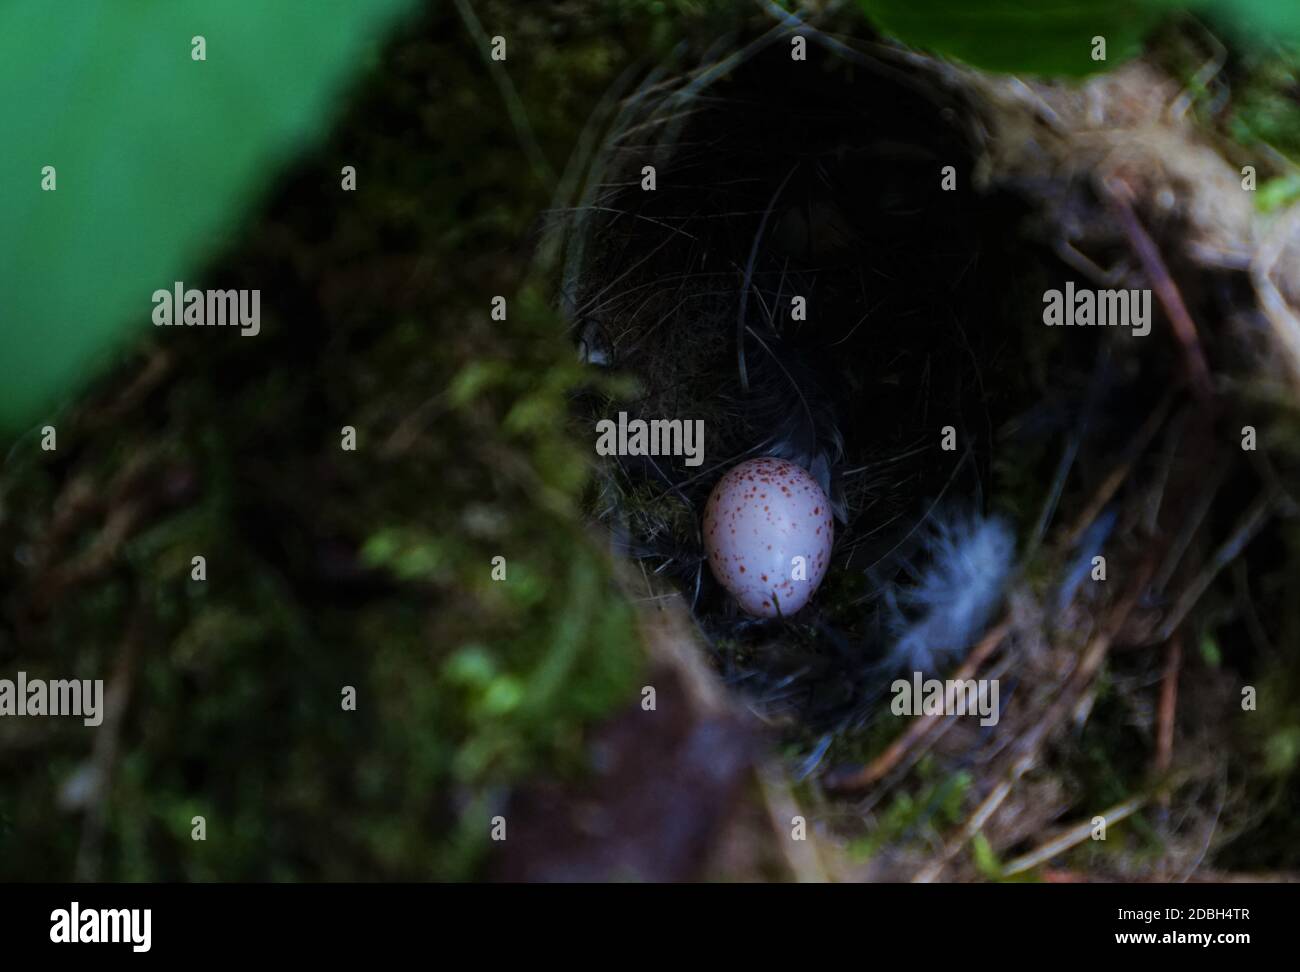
[[703, 457, 833, 617]]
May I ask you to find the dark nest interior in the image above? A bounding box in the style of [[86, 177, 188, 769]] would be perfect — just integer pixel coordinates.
[[559, 33, 1300, 876]]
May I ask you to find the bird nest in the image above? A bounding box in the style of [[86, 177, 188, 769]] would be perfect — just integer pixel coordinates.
[[553, 21, 1300, 880]]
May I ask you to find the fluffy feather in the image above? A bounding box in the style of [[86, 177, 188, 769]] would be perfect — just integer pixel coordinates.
[[884, 514, 1016, 675]]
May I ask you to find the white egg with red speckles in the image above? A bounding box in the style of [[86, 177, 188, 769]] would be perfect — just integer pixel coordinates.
[[703, 457, 833, 618]]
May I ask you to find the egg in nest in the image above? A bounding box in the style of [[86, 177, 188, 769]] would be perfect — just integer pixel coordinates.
[[703, 457, 833, 617]]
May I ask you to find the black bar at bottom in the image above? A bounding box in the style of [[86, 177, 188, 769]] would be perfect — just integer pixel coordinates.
[[0, 881, 1284, 958]]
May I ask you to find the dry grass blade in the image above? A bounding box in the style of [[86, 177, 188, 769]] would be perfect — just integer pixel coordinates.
[[1001, 794, 1149, 877]]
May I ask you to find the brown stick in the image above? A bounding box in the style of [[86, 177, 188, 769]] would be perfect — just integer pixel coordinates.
[[820, 618, 1011, 794], [1061, 391, 1174, 548], [1105, 179, 1214, 400]]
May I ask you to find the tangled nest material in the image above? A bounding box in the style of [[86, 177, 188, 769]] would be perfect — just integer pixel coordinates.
[[557, 15, 1300, 880]]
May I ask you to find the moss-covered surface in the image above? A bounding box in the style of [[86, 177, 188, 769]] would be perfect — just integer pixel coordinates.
[[0, 0, 743, 881]]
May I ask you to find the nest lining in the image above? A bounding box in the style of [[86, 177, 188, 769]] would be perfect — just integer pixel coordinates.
[[567, 43, 1130, 723]]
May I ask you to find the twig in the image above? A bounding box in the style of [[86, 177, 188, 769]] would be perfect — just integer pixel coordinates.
[[1044, 867, 1300, 883], [1104, 178, 1214, 400], [913, 559, 1154, 882], [821, 619, 1010, 794], [1151, 457, 1226, 596], [1062, 391, 1174, 547], [1001, 794, 1148, 877], [1153, 487, 1279, 643], [1154, 630, 1182, 793]]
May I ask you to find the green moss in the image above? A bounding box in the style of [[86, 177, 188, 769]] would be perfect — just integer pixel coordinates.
[[846, 761, 973, 862], [0, 0, 665, 880]]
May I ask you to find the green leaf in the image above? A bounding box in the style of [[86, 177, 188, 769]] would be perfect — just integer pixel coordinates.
[[0, 0, 418, 434], [970, 830, 1004, 880], [1258, 174, 1300, 212], [855, 0, 1166, 77], [1201, 0, 1300, 39]]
